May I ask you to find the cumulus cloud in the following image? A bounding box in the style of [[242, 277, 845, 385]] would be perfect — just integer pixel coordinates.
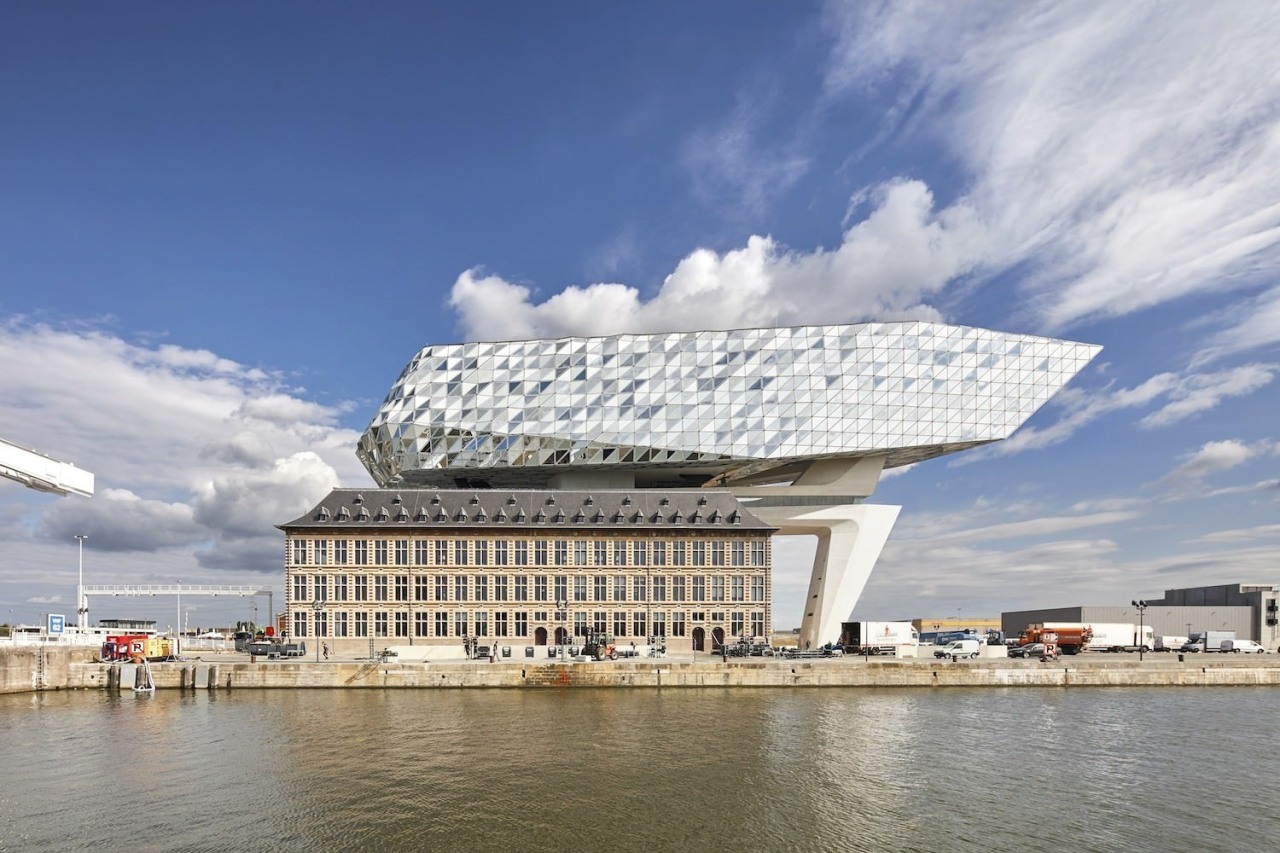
[[41, 488, 203, 552], [1162, 439, 1268, 489], [450, 180, 984, 341]]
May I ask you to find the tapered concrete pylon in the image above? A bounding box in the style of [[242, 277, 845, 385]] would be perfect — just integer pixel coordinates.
[[748, 503, 901, 649]]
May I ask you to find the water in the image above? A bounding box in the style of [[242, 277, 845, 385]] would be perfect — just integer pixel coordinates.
[[1, 687, 1276, 852]]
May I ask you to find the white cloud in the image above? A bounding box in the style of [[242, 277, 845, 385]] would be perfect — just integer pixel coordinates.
[[1187, 524, 1280, 544], [450, 180, 984, 341], [1139, 364, 1276, 428], [1162, 439, 1266, 488], [823, 1, 1280, 334]]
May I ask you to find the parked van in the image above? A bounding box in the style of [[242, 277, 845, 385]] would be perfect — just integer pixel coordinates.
[[934, 639, 981, 660]]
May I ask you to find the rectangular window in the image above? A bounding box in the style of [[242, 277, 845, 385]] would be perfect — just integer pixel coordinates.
[[454, 575, 468, 602], [475, 540, 489, 566], [455, 611, 468, 638], [653, 575, 666, 602], [435, 540, 449, 564], [672, 541, 686, 566], [652, 542, 666, 566], [374, 613, 388, 637], [692, 542, 706, 566], [593, 575, 607, 601], [731, 612, 744, 637], [495, 612, 508, 637], [394, 575, 409, 602], [293, 574, 307, 601], [414, 612, 430, 637], [494, 540, 508, 565], [535, 541, 549, 565], [672, 575, 686, 602], [692, 576, 706, 602], [751, 611, 765, 638], [632, 541, 647, 566], [292, 540, 307, 564], [355, 540, 369, 565], [751, 575, 765, 602], [731, 541, 745, 567], [415, 575, 430, 602], [614, 575, 627, 602], [573, 575, 587, 602], [573, 612, 587, 638], [593, 611, 607, 634], [375, 575, 389, 601], [314, 539, 328, 566], [375, 541, 389, 565], [475, 612, 488, 637], [355, 576, 368, 602], [554, 575, 568, 604], [514, 575, 528, 601], [594, 541, 608, 566], [614, 612, 627, 637], [515, 611, 528, 637], [394, 539, 409, 566], [712, 576, 726, 602], [334, 575, 348, 602], [534, 576, 548, 602], [613, 541, 627, 565], [711, 542, 725, 566], [313, 576, 328, 601], [355, 612, 368, 637], [475, 575, 488, 602], [672, 612, 686, 637], [334, 540, 348, 565], [632, 575, 646, 602], [633, 613, 646, 638], [395, 612, 408, 637], [751, 540, 765, 567], [435, 611, 448, 637], [454, 540, 469, 566], [495, 574, 508, 601], [435, 574, 448, 601], [515, 541, 529, 565], [554, 540, 568, 566], [574, 541, 587, 565], [652, 612, 665, 638], [293, 611, 308, 637], [731, 576, 744, 602], [314, 612, 327, 638], [415, 540, 431, 565], [335, 611, 349, 637]]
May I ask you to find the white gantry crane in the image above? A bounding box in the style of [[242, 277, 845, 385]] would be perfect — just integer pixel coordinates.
[[0, 437, 94, 498]]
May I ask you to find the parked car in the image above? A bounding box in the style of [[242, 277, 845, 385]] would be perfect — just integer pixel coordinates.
[[1224, 639, 1266, 653], [1009, 642, 1059, 660]]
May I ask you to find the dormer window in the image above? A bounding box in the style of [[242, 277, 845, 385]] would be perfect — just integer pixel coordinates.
[[514, 509, 527, 522], [659, 496, 670, 507], [554, 509, 566, 523], [336, 507, 350, 521], [671, 510, 683, 523], [697, 496, 708, 506], [709, 509, 722, 523], [356, 507, 370, 522], [534, 509, 547, 523], [495, 508, 508, 522], [353, 494, 364, 505], [621, 496, 632, 506], [546, 496, 556, 505], [395, 508, 409, 523], [470, 494, 480, 505], [475, 509, 488, 522], [431, 494, 441, 505], [392, 494, 402, 505], [584, 495, 594, 506], [455, 508, 469, 522], [375, 507, 390, 522], [507, 495, 518, 505]]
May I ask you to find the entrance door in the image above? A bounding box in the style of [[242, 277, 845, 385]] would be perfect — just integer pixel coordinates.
[[712, 627, 725, 650], [692, 627, 705, 652], [554, 627, 568, 645], [535, 627, 547, 646]]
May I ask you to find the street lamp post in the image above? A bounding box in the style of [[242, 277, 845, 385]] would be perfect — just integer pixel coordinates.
[[75, 534, 88, 631], [556, 596, 567, 663], [312, 598, 324, 662], [1132, 600, 1148, 661]]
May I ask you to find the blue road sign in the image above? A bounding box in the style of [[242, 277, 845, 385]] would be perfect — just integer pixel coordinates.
[[48, 614, 65, 633]]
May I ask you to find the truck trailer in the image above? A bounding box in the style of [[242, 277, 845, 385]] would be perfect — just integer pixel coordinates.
[[840, 621, 920, 655]]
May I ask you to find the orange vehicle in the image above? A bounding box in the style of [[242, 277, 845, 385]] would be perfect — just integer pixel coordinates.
[[1017, 625, 1093, 655], [101, 634, 172, 662]]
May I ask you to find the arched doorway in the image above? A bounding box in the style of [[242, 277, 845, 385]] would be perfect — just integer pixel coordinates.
[[554, 626, 569, 645], [711, 627, 725, 651], [534, 627, 548, 646], [692, 627, 705, 652]]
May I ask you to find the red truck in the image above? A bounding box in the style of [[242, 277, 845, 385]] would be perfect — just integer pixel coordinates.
[[1017, 625, 1093, 655]]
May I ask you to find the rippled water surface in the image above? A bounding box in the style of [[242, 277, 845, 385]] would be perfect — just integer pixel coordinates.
[[1, 687, 1276, 851]]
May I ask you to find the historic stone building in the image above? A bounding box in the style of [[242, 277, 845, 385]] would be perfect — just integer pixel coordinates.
[[281, 488, 775, 658]]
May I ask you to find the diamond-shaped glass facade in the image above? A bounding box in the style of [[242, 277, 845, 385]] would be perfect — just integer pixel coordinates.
[[358, 322, 1101, 488]]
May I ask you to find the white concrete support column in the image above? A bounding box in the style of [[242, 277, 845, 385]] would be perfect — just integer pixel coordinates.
[[751, 503, 901, 650]]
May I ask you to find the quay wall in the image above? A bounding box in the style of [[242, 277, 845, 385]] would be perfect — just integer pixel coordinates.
[[53, 656, 1280, 692], [0, 646, 102, 694]]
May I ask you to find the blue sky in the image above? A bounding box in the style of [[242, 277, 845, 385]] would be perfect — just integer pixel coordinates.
[[2, 1, 1278, 631]]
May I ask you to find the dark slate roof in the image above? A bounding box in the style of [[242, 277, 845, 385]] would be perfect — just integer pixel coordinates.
[[278, 488, 776, 532]]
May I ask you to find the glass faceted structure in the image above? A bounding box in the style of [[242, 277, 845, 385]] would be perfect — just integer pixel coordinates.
[[356, 321, 1100, 647], [358, 321, 1099, 489]]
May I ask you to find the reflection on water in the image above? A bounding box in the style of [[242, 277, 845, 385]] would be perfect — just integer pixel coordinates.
[[1, 687, 1277, 851]]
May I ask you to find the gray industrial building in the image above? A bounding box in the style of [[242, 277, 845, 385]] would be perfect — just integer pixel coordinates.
[[1003, 583, 1279, 648]]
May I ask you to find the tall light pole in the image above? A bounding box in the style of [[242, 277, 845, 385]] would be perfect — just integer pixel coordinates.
[[556, 596, 567, 664], [75, 534, 88, 631], [1132, 600, 1148, 661]]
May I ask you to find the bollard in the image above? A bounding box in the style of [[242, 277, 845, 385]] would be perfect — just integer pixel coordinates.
[[1178, 654, 1184, 662]]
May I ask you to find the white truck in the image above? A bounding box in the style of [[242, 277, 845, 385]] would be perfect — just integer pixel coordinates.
[[1043, 622, 1155, 652], [841, 621, 920, 655], [1154, 635, 1190, 652], [933, 639, 981, 660]]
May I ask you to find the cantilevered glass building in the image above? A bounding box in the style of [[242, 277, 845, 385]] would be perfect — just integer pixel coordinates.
[[333, 321, 1099, 650]]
